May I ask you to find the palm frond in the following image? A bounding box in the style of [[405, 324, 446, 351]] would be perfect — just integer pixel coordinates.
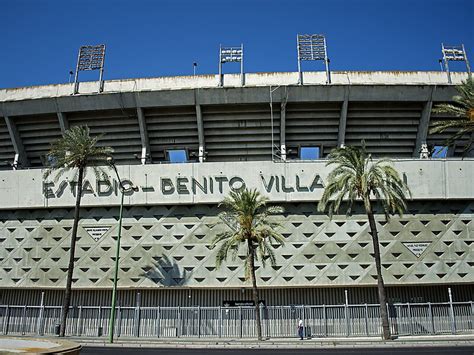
[[213, 231, 243, 267], [212, 188, 285, 276], [429, 78, 474, 149], [43, 125, 113, 181], [432, 104, 467, 118], [318, 145, 410, 219]]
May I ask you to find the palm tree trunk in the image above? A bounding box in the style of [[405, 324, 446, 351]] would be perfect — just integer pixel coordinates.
[[364, 197, 391, 340], [60, 167, 84, 337], [247, 239, 263, 341]]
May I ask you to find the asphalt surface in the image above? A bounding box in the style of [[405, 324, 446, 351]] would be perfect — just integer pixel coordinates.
[[82, 347, 474, 355]]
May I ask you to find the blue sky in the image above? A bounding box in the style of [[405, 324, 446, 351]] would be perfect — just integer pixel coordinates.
[[1, 0, 472, 89]]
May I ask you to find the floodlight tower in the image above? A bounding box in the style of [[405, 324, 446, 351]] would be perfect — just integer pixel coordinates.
[[73, 44, 106, 94], [297, 34, 330, 85], [440, 43, 471, 84], [218, 44, 244, 87]]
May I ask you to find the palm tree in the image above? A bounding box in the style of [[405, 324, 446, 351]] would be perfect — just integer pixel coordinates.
[[317, 145, 410, 340], [44, 125, 113, 337], [212, 188, 285, 341], [430, 77, 474, 151]]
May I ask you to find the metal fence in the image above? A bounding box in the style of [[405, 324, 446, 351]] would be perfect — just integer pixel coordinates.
[[1, 302, 473, 339]]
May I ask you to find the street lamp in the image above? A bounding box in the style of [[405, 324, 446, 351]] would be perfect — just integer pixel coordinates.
[[107, 157, 138, 343]]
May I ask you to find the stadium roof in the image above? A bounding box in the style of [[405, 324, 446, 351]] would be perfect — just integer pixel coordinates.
[[0, 71, 469, 103]]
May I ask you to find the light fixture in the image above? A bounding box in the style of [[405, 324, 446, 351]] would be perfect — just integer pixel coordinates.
[[73, 44, 106, 94], [440, 43, 471, 84], [297, 34, 330, 85], [218, 44, 244, 87]]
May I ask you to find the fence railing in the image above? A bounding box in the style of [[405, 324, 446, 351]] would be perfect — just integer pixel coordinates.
[[1, 302, 473, 338]]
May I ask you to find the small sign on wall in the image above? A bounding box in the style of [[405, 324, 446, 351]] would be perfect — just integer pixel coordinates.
[[223, 300, 266, 307], [402, 242, 431, 258], [84, 227, 110, 242]]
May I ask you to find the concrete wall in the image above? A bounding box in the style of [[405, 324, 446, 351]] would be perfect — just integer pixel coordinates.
[[0, 160, 473, 210], [0, 71, 469, 103], [1, 160, 472, 291]]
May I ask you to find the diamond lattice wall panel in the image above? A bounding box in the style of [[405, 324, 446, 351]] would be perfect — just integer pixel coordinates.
[[0, 201, 473, 289]]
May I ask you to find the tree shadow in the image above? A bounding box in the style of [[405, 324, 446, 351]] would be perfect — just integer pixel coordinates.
[[141, 254, 189, 287]]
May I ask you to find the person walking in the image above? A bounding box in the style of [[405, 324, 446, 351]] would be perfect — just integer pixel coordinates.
[[297, 319, 304, 340]]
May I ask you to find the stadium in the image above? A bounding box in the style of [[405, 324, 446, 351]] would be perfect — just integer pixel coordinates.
[[0, 66, 473, 337]]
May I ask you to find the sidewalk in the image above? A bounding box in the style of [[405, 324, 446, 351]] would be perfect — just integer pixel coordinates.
[[75, 334, 474, 349]]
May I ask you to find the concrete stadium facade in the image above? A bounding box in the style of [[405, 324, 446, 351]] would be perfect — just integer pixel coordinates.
[[0, 71, 473, 307]]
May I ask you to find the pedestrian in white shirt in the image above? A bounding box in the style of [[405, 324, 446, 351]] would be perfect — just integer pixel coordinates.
[[297, 319, 304, 340]]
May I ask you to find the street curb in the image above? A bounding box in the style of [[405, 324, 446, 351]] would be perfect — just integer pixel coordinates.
[[75, 335, 474, 349]]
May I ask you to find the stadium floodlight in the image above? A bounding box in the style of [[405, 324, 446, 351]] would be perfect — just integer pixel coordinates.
[[218, 44, 244, 87], [440, 43, 471, 84], [73, 44, 106, 94], [297, 34, 330, 85]]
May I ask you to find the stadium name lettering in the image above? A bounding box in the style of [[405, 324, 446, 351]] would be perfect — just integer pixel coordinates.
[[43, 174, 324, 198]]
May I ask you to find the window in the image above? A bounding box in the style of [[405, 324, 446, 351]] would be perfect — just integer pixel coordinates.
[[432, 145, 448, 158], [300, 146, 320, 160], [167, 149, 188, 163]]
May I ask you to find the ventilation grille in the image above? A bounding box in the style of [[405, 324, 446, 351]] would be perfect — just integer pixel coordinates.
[[203, 104, 276, 162], [286, 102, 340, 157], [0, 119, 15, 167], [67, 109, 141, 165], [145, 106, 198, 162], [15, 114, 62, 167], [345, 102, 422, 157]]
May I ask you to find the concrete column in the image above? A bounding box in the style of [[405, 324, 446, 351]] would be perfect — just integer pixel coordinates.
[[413, 100, 433, 157], [4, 116, 29, 168], [57, 112, 69, 134], [195, 104, 205, 162], [414, 87, 435, 157], [136, 107, 151, 164], [280, 101, 287, 161], [337, 88, 349, 148]]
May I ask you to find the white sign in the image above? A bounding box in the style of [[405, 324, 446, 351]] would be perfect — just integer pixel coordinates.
[[403, 242, 431, 258], [84, 227, 110, 242]]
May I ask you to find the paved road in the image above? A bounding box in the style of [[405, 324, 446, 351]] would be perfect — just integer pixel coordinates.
[[82, 346, 474, 355]]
